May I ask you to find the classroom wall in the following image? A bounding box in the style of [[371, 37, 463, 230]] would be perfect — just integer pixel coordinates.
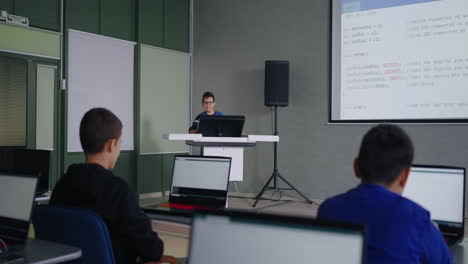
[[192, 0, 468, 212], [63, 0, 190, 192], [0, 0, 190, 194]]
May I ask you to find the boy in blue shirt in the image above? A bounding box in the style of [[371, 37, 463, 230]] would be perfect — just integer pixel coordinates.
[[318, 124, 452, 264], [189, 91, 223, 133]]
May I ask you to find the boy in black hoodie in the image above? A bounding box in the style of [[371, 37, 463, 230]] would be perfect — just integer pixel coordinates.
[[50, 108, 164, 264]]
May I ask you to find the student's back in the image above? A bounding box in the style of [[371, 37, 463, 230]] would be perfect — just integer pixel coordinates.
[[318, 183, 449, 264], [317, 124, 452, 264], [51, 163, 163, 264], [50, 108, 164, 264]]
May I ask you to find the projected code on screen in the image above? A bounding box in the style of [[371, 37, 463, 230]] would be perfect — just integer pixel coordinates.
[[337, 2, 468, 119], [342, 12, 468, 90], [344, 58, 468, 90]]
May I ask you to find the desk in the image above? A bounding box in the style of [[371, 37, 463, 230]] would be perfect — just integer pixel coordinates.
[[166, 134, 279, 181], [144, 207, 192, 225], [14, 239, 81, 264], [144, 207, 190, 264], [452, 239, 467, 264]]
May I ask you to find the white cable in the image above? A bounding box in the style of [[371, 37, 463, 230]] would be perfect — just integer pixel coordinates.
[[0, 238, 8, 253], [234, 182, 239, 193]]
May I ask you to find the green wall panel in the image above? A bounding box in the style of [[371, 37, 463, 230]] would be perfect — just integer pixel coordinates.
[[0, 0, 13, 14], [100, 0, 134, 41], [163, 0, 189, 52], [138, 0, 163, 47], [162, 153, 176, 191], [14, 0, 60, 31], [64, 152, 84, 169], [66, 0, 99, 34], [138, 154, 163, 194], [0, 22, 60, 59], [63, 151, 135, 189], [139, 45, 190, 153], [113, 151, 135, 188]]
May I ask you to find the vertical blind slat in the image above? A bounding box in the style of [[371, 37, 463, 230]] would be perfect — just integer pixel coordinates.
[[0, 56, 27, 146]]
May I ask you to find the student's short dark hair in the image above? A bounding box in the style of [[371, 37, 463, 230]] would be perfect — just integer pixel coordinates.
[[357, 124, 414, 185], [202, 91, 215, 102], [79, 108, 122, 154]]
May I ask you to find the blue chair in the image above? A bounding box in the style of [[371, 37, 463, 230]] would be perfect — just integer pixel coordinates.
[[32, 205, 115, 264]]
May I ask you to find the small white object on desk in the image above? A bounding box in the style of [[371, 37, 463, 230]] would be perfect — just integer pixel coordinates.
[[34, 196, 51, 202], [165, 133, 202, 141], [247, 135, 279, 142], [35, 192, 51, 203]]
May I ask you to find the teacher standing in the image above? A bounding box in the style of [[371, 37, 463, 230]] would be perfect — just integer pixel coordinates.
[[189, 91, 224, 133]]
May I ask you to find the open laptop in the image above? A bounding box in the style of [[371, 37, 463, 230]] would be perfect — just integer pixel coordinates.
[[197, 115, 245, 137], [153, 155, 231, 211], [188, 210, 366, 264], [402, 165, 465, 246], [0, 170, 38, 261]]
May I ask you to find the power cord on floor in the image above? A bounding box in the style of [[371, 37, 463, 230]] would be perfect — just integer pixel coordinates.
[[228, 194, 294, 201], [270, 189, 282, 201]]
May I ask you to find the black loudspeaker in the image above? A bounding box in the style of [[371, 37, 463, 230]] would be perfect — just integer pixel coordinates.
[[265, 60, 289, 107]]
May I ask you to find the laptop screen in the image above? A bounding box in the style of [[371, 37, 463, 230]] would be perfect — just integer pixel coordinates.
[[0, 173, 37, 221], [0, 171, 38, 246], [189, 212, 365, 264], [403, 166, 465, 224], [171, 156, 231, 199]]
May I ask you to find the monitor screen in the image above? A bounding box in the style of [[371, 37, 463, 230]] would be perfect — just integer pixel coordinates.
[[0, 173, 37, 221], [189, 213, 365, 264], [403, 166, 464, 223], [0, 149, 50, 194], [171, 156, 231, 197], [197, 115, 245, 137]]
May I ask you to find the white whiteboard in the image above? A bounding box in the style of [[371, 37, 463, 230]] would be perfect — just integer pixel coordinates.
[[67, 29, 135, 152], [139, 45, 190, 154]]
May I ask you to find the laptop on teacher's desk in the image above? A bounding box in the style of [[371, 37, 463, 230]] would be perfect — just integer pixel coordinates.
[[197, 115, 245, 137], [150, 155, 231, 212], [402, 165, 465, 246], [0, 170, 38, 262]]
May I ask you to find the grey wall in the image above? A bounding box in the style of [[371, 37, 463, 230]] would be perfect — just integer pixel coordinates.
[[193, 0, 468, 210]]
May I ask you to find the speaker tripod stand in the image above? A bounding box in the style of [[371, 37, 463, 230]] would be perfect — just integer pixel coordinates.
[[252, 106, 313, 207]]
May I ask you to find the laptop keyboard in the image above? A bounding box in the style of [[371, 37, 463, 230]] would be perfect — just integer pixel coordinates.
[[0, 226, 25, 244], [160, 203, 215, 210]]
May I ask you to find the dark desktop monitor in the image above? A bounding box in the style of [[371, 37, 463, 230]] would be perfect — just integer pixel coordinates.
[[197, 115, 245, 137], [0, 149, 50, 195]]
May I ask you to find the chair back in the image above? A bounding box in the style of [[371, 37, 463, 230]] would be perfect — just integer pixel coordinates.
[[32, 205, 115, 264]]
